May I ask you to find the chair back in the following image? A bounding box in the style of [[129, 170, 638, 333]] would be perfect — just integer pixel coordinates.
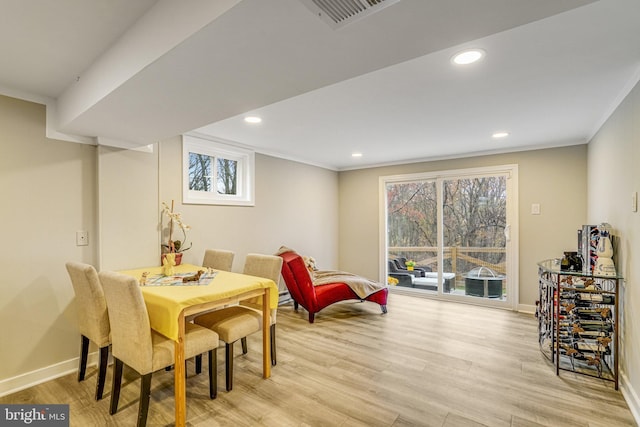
[[278, 250, 318, 313], [65, 262, 110, 347], [241, 254, 283, 322], [243, 253, 283, 284], [203, 249, 235, 271], [388, 260, 401, 273], [99, 271, 155, 374]]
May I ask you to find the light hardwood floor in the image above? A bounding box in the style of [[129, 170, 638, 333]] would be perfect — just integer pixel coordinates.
[[1, 294, 636, 426]]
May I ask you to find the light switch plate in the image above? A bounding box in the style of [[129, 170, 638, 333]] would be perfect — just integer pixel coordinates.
[[531, 203, 541, 215], [633, 191, 638, 212]]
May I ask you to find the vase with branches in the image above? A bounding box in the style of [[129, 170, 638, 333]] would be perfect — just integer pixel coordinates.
[[161, 200, 192, 265]]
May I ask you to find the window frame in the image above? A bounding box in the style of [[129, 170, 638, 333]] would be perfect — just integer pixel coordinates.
[[182, 134, 255, 206], [379, 164, 519, 310]]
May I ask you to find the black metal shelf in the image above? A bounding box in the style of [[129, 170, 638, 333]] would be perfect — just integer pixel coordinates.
[[536, 260, 621, 389]]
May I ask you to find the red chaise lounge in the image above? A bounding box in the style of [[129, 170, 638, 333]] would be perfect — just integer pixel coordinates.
[[278, 249, 388, 323]]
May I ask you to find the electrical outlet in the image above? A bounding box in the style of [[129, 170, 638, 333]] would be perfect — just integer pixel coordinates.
[[76, 231, 89, 246]]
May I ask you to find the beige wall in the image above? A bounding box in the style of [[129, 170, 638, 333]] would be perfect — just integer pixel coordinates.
[[98, 145, 160, 271], [587, 80, 640, 416], [2, 90, 637, 417], [98, 137, 338, 271], [0, 98, 339, 391], [95, 135, 340, 274], [0, 95, 97, 384], [338, 145, 588, 309], [156, 136, 340, 276]]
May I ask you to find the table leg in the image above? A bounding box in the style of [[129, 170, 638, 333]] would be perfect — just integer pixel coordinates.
[[262, 288, 271, 379], [175, 313, 186, 427]]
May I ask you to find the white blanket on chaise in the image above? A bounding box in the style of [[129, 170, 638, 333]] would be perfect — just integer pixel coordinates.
[[311, 270, 387, 299]]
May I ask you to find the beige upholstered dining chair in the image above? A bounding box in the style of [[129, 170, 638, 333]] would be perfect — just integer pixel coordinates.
[[238, 254, 282, 366], [194, 253, 282, 391], [194, 248, 236, 374], [99, 271, 219, 427], [65, 262, 110, 401], [202, 248, 235, 271]]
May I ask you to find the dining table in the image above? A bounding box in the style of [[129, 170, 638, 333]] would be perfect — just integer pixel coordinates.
[[119, 263, 279, 427]]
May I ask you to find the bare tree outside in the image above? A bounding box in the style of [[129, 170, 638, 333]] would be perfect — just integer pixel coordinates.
[[442, 177, 506, 274], [189, 152, 212, 191], [387, 181, 437, 248], [188, 153, 238, 195], [216, 158, 238, 195], [387, 176, 506, 275]]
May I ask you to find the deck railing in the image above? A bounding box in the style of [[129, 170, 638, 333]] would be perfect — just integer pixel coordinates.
[[389, 246, 506, 283]]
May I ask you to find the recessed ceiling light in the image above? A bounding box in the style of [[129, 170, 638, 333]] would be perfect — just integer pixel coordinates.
[[352, 152, 363, 158], [452, 49, 485, 65], [492, 131, 510, 139], [244, 116, 262, 124]]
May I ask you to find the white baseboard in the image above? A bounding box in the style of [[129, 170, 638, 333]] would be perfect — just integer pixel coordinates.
[[0, 352, 98, 398], [620, 370, 640, 425], [278, 291, 292, 305], [518, 303, 536, 314]]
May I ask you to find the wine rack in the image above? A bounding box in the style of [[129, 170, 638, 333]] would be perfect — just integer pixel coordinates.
[[537, 259, 621, 389]]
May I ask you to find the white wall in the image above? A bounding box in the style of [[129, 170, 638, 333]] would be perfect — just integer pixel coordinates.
[[338, 145, 588, 310], [587, 79, 640, 419]]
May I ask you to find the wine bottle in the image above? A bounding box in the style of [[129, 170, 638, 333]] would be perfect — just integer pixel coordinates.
[[576, 292, 615, 304]]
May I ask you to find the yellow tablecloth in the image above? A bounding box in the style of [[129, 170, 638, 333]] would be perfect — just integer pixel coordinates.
[[120, 264, 278, 341]]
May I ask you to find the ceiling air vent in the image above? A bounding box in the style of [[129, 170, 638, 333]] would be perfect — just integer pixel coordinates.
[[300, 0, 401, 29]]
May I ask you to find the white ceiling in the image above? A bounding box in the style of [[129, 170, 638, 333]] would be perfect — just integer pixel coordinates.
[[1, 0, 639, 170]]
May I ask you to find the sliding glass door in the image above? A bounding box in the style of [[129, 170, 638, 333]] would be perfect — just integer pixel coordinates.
[[381, 166, 518, 309]]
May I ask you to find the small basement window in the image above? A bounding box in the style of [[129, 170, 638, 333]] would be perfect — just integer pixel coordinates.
[[182, 135, 255, 206]]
